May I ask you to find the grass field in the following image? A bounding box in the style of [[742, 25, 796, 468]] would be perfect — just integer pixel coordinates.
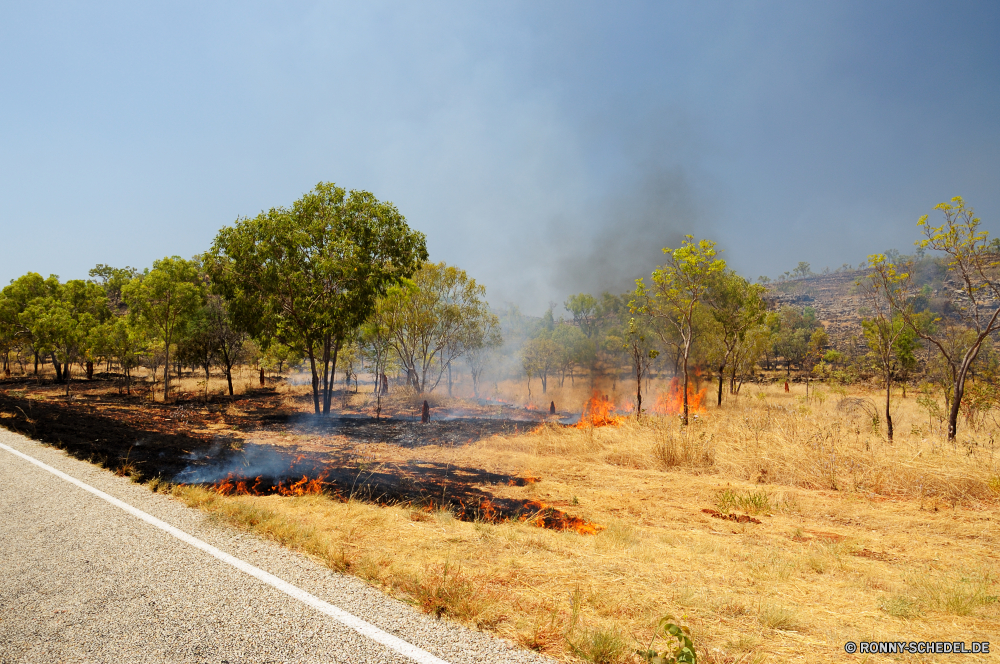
[[143, 377, 1000, 663]]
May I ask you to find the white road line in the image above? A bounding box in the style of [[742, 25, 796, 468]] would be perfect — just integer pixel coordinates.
[[0, 440, 450, 664]]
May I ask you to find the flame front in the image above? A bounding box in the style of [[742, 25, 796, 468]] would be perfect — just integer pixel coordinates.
[[523, 500, 603, 535], [651, 377, 707, 416], [212, 474, 326, 497], [575, 391, 624, 428]]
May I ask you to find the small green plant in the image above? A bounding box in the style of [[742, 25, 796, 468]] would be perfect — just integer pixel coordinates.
[[716, 488, 772, 515], [880, 594, 921, 619], [988, 476, 1000, 495], [637, 615, 697, 664], [572, 628, 628, 664]]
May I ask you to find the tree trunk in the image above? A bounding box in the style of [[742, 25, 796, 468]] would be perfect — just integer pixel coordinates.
[[885, 369, 893, 441], [163, 339, 172, 402], [51, 354, 63, 382], [947, 338, 988, 441], [322, 338, 340, 415], [320, 336, 332, 414], [717, 365, 724, 407], [681, 344, 690, 426], [307, 344, 320, 414], [447, 362, 452, 396], [635, 360, 643, 419]]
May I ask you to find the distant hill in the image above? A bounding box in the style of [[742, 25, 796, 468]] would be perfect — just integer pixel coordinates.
[[767, 271, 866, 344]]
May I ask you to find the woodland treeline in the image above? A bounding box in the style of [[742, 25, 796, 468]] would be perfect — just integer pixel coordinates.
[[0, 183, 500, 417], [512, 197, 1000, 443], [1, 189, 998, 442]]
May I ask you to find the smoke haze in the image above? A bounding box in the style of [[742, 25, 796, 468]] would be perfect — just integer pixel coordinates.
[[0, 3, 997, 315]]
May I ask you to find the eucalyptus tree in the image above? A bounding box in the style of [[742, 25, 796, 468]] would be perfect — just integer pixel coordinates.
[[521, 335, 561, 395], [633, 236, 726, 425], [122, 257, 204, 401], [210, 182, 427, 414], [89, 317, 146, 394], [564, 293, 600, 338], [89, 264, 140, 312], [374, 262, 499, 394], [16, 279, 108, 393], [1, 273, 60, 374], [878, 197, 1000, 441], [622, 317, 658, 417], [705, 270, 768, 406], [552, 321, 592, 387]]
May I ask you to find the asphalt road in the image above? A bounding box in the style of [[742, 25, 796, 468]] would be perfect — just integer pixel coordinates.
[[0, 429, 548, 664]]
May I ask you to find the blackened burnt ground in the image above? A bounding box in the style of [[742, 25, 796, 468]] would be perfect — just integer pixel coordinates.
[[0, 378, 589, 528]]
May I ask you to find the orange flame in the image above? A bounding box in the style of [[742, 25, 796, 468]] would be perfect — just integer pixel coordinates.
[[651, 377, 707, 416], [523, 500, 603, 535], [211, 474, 326, 497], [575, 391, 624, 428]]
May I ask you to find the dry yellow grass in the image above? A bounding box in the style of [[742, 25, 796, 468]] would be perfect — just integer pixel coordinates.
[[156, 381, 999, 663]]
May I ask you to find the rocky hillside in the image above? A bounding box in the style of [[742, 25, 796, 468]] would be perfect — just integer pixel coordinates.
[[767, 271, 865, 344]]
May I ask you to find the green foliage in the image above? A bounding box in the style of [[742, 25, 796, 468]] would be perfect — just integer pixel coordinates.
[[902, 197, 1000, 440], [791, 261, 813, 279], [571, 628, 628, 664], [210, 182, 427, 413], [89, 316, 146, 392], [769, 306, 824, 372], [703, 269, 769, 402], [634, 236, 726, 424], [637, 615, 697, 664], [564, 293, 599, 338], [5, 275, 110, 388], [716, 488, 772, 515], [89, 264, 140, 309], [373, 261, 500, 394], [122, 256, 204, 400], [521, 335, 562, 395]]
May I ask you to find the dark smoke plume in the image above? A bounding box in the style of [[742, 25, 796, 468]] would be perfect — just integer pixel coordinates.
[[547, 164, 710, 300]]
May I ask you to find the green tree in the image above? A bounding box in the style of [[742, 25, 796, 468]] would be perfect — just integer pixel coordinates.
[[463, 313, 502, 397], [564, 293, 600, 338], [210, 183, 427, 414], [633, 236, 726, 425], [858, 254, 920, 440], [176, 308, 219, 402], [122, 257, 204, 401], [552, 322, 593, 387], [521, 335, 562, 395], [374, 262, 499, 394], [622, 317, 658, 418], [202, 293, 249, 396], [89, 264, 140, 311], [770, 306, 822, 375], [705, 270, 768, 406], [89, 317, 146, 394], [359, 316, 398, 418], [883, 198, 1000, 440], [791, 261, 814, 279], [1, 273, 61, 375]]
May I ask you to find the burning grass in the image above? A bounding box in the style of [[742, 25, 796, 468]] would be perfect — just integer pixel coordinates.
[[198, 471, 602, 535], [4, 372, 1000, 662], [155, 381, 1000, 663]]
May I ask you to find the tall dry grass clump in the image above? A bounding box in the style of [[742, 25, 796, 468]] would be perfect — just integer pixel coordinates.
[[507, 383, 999, 507]]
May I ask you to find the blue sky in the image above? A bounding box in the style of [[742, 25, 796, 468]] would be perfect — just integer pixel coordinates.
[[2, 2, 998, 313]]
